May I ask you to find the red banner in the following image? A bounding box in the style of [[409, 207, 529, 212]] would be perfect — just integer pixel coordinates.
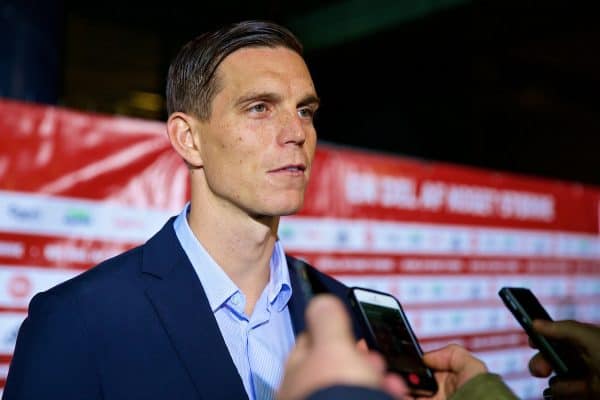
[[304, 146, 599, 232], [1, 98, 598, 399]]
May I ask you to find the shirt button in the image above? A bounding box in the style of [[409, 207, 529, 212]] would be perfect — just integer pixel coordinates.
[[231, 294, 240, 305]]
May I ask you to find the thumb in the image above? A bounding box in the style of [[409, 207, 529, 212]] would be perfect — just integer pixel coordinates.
[[305, 295, 355, 348], [423, 344, 487, 376], [423, 344, 461, 371]]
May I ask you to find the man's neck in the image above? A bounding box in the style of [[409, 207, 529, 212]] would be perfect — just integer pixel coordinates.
[[187, 195, 279, 315]]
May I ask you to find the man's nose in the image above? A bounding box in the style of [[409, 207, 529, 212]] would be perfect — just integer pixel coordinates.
[[277, 109, 306, 146]]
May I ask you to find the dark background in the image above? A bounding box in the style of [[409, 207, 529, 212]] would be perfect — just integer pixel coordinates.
[[2, 0, 599, 186]]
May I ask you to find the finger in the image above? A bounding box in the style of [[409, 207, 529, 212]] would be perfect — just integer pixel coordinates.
[[285, 334, 309, 367], [550, 378, 589, 398], [532, 320, 597, 348], [528, 352, 553, 377], [294, 333, 309, 352], [423, 344, 487, 389], [381, 373, 410, 399], [422, 344, 460, 371], [364, 351, 386, 374], [305, 295, 354, 348], [423, 344, 485, 373], [356, 338, 369, 353]]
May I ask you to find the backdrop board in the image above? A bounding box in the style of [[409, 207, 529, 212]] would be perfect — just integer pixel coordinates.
[[0, 99, 598, 399]]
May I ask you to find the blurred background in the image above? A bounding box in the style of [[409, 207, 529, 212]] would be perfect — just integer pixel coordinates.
[[2, 0, 599, 185], [1, 1, 600, 399]]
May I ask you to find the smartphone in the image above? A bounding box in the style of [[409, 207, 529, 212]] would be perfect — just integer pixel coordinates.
[[348, 287, 438, 396], [498, 287, 586, 376]]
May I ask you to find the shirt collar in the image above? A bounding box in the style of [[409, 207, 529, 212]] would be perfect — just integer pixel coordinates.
[[173, 203, 292, 313], [173, 203, 237, 312], [269, 240, 292, 312]]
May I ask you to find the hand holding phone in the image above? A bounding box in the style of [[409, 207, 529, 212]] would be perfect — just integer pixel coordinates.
[[532, 319, 600, 400], [348, 287, 438, 396], [278, 294, 409, 400], [498, 287, 587, 377]]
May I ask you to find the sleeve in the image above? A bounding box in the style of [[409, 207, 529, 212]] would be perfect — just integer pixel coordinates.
[[449, 373, 520, 400], [305, 385, 394, 400], [2, 290, 102, 400]]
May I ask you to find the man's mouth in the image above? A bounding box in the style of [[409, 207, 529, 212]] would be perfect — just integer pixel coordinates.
[[270, 164, 306, 173]]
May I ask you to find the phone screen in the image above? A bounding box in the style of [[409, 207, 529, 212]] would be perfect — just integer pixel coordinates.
[[360, 302, 426, 373], [499, 287, 586, 376], [350, 287, 438, 396]]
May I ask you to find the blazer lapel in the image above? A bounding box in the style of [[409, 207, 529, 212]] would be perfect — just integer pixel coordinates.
[[286, 256, 328, 336], [286, 256, 307, 335], [141, 219, 248, 400], [287, 255, 361, 339]]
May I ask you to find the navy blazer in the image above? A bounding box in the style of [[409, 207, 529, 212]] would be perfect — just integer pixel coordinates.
[[3, 218, 361, 400]]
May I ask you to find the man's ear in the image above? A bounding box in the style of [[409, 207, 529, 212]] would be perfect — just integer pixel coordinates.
[[167, 112, 203, 168]]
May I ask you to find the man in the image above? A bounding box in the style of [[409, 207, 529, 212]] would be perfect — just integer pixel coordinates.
[[3, 21, 358, 400], [277, 295, 519, 400]]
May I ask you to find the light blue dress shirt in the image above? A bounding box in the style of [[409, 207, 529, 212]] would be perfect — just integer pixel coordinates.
[[173, 204, 295, 400]]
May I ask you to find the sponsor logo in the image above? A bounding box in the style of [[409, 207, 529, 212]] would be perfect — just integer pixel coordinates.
[[364, 228, 374, 248], [470, 285, 482, 298], [451, 313, 463, 327], [385, 231, 401, 246], [306, 227, 322, 240], [335, 229, 349, 245], [408, 285, 421, 297], [0, 241, 24, 259], [409, 231, 423, 246], [44, 243, 126, 265], [3, 323, 20, 347], [7, 275, 32, 299], [432, 283, 444, 297], [431, 314, 443, 328], [450, 236, 463, 251], [278, 225, 295, 240], [7, 204, 41, 221], [63, 208, 92, 226], [487, 312, 500, 328], [113, 217, 145, 230]]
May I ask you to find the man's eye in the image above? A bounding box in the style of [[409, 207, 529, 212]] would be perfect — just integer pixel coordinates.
[[298, 107, 315, 119], [249, 104, 267, 113]]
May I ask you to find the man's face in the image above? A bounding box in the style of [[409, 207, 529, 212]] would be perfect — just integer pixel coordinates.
[[195, 46, 319, 218]]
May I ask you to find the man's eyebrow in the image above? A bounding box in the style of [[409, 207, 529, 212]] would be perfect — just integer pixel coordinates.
[[234, 92, 320, 108], [235, 92, 282, 107], [298, 94, 320, 108]]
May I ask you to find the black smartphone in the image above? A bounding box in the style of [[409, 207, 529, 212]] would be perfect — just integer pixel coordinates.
[[348, 287, 438, 396], [498, 287, 586, 376]]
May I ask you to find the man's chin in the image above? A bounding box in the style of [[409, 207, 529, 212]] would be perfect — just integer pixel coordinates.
[[268, 205, 302, 217], [255, 200, 304, 218], [278, 198, 306, 216], [265, 192, 306, 215]]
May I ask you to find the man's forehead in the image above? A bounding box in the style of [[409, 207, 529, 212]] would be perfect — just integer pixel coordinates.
[[217, 46, 308, 76], [215, 46, 315, 95]]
